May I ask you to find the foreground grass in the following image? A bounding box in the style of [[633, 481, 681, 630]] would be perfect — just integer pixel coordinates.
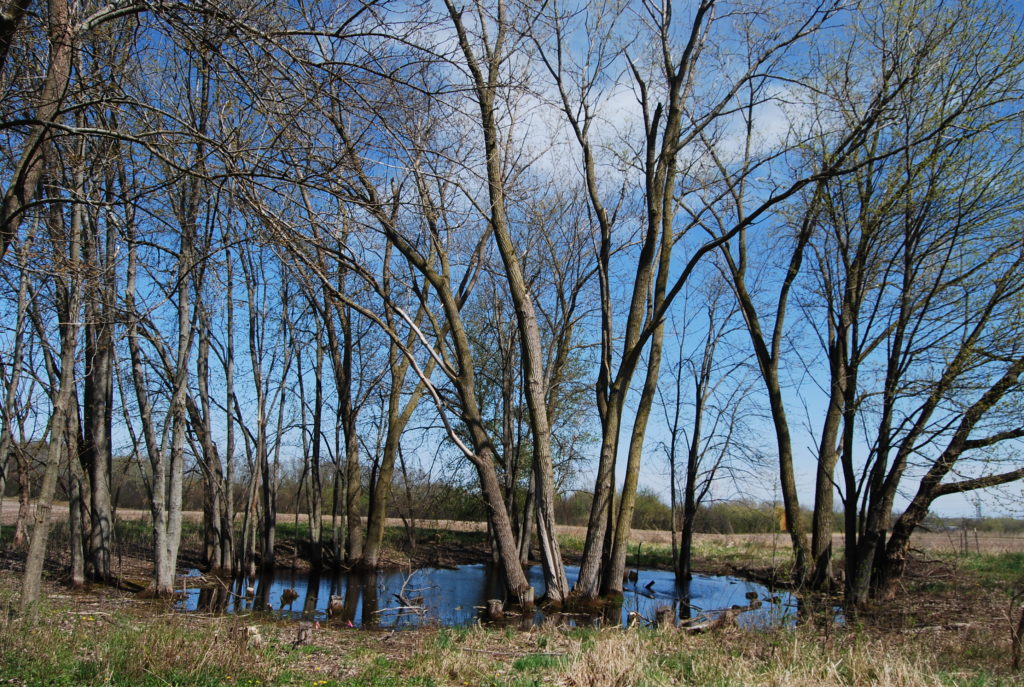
[[0, 572, 1017, 687]]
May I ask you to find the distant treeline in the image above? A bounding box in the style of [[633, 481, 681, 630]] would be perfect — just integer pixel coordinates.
[[19, 453, 1020, 536], [920, 515, 1024, 534]]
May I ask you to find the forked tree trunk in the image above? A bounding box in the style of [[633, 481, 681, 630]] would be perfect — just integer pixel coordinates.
[[443, 0, 569, 603], [148, 214, 194, 595], [574, 397, 625, 598], [605, 315, 668, 594], [810, 378, 842, 589]]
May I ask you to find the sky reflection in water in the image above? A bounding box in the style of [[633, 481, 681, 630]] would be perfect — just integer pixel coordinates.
[[180, 564, 799, 629]]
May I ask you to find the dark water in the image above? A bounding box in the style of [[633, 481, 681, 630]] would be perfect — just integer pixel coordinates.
[[180, 564, 799, 629]]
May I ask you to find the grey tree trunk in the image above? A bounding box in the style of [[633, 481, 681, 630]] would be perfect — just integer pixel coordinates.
[[21, 160, 83, 613], [307, 338, 324, 567], [67, 397, 87, 589], [0, 226, 32, 547], [81, 254, 114, 582], [442, 0, 569, 602], [338, 291, 363, 563]]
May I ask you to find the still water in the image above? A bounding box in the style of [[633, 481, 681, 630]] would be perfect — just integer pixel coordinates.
[[179, 564, 798, 629]]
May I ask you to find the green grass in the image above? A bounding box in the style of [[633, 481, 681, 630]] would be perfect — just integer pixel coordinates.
[[0, 611, 268, 686], [510, 653, 564, 672], [957, 552, 1024, 588]]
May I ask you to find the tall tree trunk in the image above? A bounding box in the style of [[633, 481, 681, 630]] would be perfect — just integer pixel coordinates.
[[574, 396, 625, 598], [67, 395, 87, 589], [81, 248, 115, 582], [338, 290, 362, 563], [518, 467, 536, 566], [21, 162, 83, 612], [0, 0, 73, 261], [723, 236, 812, 583], [157, 253, 191, 594], [269, 280, 293, 566], [810, 360, 843, 589], [306, 339, 324, 567], [223, 251, 238, 575], [678, 372, 706, 583], [605, 314, 668, 594], [362, 243, 436, 569], [195, 306, 226, 572], [241, 250, 274, 571], [21, 332, 78, 611], [443, 0, 569, 603]]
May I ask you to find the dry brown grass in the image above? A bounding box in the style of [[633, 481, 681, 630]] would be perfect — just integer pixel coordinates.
[[405, 622, 1011, 686]]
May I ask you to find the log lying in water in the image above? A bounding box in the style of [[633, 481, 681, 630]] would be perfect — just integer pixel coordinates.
[[679, 600, 763, 633]]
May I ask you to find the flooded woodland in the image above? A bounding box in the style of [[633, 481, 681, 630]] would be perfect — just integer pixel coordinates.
[[4, 0, 1024, 682], [184, 564, 798, 630]]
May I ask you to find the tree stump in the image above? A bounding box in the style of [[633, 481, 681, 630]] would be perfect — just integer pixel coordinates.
[[293, 621, 316, 647], [245, 625, 264, 649], [487, 599, 504, 619], [655, 606, 674, 628], [327, 595, 344, 618]]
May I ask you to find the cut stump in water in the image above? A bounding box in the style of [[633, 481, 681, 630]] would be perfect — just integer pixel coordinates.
[[487, 599, 504, 619]]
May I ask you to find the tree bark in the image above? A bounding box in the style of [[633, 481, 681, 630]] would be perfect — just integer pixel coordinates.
[[67, 395, 87, 589], [21, 159, 83, 612], [0, 0, 73, 261]]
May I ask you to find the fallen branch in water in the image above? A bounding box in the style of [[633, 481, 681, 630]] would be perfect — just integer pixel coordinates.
[[679, 600, 763, 633]]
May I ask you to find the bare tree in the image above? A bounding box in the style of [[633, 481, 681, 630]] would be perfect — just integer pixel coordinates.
[[660, 277, 757, 583], [531, 0, 856, 595], [782, 0, 1024, 603]]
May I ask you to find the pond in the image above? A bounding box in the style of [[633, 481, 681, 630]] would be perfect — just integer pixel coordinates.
[[179, 564, 800, 629]]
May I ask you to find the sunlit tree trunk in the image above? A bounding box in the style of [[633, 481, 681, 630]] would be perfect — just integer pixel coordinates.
[[444, 0, 568, 603]]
